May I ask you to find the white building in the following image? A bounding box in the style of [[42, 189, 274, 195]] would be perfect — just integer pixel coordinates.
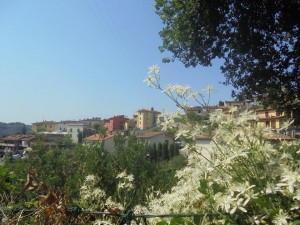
[[137, 131, 173, 146], [66, 123, 88, 144]]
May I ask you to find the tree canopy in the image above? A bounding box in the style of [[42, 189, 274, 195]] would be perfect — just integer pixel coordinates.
[[155, 0, 300, 111]]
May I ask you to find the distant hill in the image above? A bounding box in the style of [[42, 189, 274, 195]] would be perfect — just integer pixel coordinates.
[[0, 122, 32, 137]]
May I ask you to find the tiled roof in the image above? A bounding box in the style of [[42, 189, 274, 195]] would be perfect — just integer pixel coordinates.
[[137, 131, 164, 138], [85, 134, 114, 141], [1, 135, 35, 141]]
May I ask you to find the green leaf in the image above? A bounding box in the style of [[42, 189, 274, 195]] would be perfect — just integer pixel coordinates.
[[170, 217, 184, 225], [292, 220, 300, 225], [193, 215, 201, 225], [156, 221, 168, 225], [199, 179, 209, 194]]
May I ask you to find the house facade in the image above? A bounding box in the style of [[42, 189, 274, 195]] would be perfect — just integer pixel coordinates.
[[103, 115, 127, 133], [135, 108, 161, 130], [252, 108, 286, 130], [32, 121, 58, 133], [85, 133, 116, 153], [137, 131, 173, 146], [66, 123, 89, 144]]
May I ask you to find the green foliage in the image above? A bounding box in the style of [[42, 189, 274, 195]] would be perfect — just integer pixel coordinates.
[[113, 133, 127, 151], [155, 0, 300, 112], [169, 142, 175, 158], [157, 143, 163, 161], [1, 130, 187, 224], [151, 143, 158, 162], [26, 142, 68, 189], [153, 155, 186, 193], [163, 142, 170, 160], [0, 164, 17, 193], [113, 142, 157, 206]]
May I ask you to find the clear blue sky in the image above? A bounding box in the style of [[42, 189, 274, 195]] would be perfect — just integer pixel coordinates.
[[0, 0, 233, 124]]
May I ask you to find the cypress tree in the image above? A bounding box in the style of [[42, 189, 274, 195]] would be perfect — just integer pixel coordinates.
[[169, 142, 175, 158], [163, 142, 169, 161], [157, 143, 163, 161]]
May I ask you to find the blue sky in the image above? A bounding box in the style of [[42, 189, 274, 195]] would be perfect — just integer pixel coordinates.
[[0, 0, 233, 124]]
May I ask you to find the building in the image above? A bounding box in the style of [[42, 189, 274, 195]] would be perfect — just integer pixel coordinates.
[[85, 133, 116, 153], [135, 107, 161, 130], [0, 134, 35, 153], [224, 100, 252, 111], [103, 115, 127, 134], [187, 106, 228, 115], [58, 118, 102, 132], [251, 108, 287, 130], [137, 131, 173, 146], [32, 121, 58, 133], [57, 120, 74, 132], [66, 123, 89, 144]]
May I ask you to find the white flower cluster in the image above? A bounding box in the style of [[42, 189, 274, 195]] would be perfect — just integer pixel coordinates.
[[138, 66, 300, 224], [116, 170, 134, 190], [144, 65, 214, 109], [79, 174, 123, 213]]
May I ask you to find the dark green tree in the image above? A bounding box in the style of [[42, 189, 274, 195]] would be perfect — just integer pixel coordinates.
[[157, 143, 163, 161], [155, 0, 300, 112], [163, 142, 170, 160], [169, 142, 175, 158], [174, 142, 180, 156], [151, 143, 158, 161]]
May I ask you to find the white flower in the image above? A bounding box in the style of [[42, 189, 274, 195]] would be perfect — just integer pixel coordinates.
[[116, 170, 127, 179], [173, 84, 191, 97], [272, 209, 291, 225], [143, 75, 156, 86], [266, 182, 281, 194], [293, 189, 300, 201], [148, 65, 160, 74], [279, 119, 294, 131], [175, 129, 189, 140], [230, 197, 247, 214], [278, 169, 300, 193], [126, 174, 134, 182], [205, 84, 214, 94], [85, 175, 96, 182]]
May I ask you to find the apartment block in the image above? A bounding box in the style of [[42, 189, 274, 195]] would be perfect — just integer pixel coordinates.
[[135, 107, 160, 130]]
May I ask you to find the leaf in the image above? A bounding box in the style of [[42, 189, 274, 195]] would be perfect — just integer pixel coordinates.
[[199, 179, 209, 194], [193, 215, 201, 225], [170, 217, 184, 225], [156, 221, 168, 225]]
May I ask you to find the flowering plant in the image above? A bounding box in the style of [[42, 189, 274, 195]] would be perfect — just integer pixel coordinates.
[[139, 65, 300, 224]]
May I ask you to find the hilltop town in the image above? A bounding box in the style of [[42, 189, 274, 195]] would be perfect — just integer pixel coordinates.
[[1, 99, 299, 160]]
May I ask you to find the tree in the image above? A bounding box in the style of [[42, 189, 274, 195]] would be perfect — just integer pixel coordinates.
[[157, 143, 163, 161], [169, 142, 175, 158], [163, 142, 170, 160], [155, 0, 300, 112], [113, 133, 126, 151]]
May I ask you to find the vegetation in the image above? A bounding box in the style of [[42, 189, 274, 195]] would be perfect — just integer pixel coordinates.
[[155, 0, 300, 112], [0, 129, 186, 224], [140, 65, 300, 224]]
